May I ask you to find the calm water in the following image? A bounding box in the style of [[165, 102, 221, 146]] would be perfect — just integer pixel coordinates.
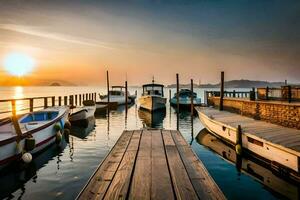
[[0, 87, 298, 200]]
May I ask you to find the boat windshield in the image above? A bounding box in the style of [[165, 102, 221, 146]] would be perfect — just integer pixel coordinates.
[[20, 111, 59, 123], [176, 90, 197, 98]]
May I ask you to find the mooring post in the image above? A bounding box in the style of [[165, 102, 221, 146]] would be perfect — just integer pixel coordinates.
[[75, 95, 78, 105], [44, 97, 48, 108], [94, 92, 96, 102], [64, 96, 68, 105], [11, 100, 22, 143], [219, 71, 224, 111], [288, 85, 292, 103], [58, 96, 62, 106], [176, 73, 179, 112], [52, 96, 55, 106], [86, 93, 88, 100], [169, 89, 171, 100], [125, 81, 128, 112], [191, 79, 194, 115], [29, 98, 34, 112], [107, 70, 110, 103], [79, 94, 82, 105], [266, 86, 269, 100], [236, 125, 242, 156]]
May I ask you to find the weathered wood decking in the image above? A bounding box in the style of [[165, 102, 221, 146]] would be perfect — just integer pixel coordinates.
[[77, 129, 225, 200]]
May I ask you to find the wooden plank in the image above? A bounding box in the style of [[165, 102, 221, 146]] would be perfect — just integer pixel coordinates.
[[129, 130, 151, 200], [162, 130, 199, 200], [171, 130, 226, 200], [151, 130, 174, 200], [78, 131, 134, 200], [103, 130, 141, 200]]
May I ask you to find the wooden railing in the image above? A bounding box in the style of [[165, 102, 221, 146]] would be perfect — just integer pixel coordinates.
[[257, 86, 300, 102], [0, 93, 97, 117]]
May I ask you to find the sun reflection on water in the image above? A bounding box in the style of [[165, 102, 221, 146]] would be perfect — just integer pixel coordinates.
[[13, 86, 25, 113]]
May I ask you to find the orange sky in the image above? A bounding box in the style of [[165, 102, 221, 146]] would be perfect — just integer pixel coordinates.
[[0, 1, 299, 86]]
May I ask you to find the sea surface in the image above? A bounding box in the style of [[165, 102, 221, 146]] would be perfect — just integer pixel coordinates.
[[0, 86, 298, 200]]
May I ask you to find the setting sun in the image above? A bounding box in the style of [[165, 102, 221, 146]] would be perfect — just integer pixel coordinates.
[[3, 53, 35, 77]]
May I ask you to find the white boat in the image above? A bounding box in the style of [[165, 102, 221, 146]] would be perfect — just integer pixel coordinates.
[[170, 89, 202, 108], [138, 82, 166, 111], [196, 107, 300, 180], [69, 100, 96, 124], [196, 129, 300, 199], [99, 86, 134, 105], [0, 106, 69, 168]]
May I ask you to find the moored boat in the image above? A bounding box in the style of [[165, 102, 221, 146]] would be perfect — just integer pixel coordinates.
[[170, 89, 202, 108], [196, 129, 300, 199], [69, 100, 96, 126], [99, 86, 133, 105], [0, 106, 69, 169], [138, 81, 166, 111], [196, 107, 300, 182]]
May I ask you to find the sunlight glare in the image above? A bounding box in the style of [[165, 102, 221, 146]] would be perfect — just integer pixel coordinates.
[[3, 53, 35, 77]]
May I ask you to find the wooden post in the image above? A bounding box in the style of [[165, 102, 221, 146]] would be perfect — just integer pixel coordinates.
[[176, 73, 179, 112], [75, 95, 78, 105], [125, 81, 128, 112], [44, 97, 48, 108], [69, 95, 74, 106], [107, 70, 110, 103], [266, 87, 269, 100], [220, 71, 224, 111], [169, 89, 171, 100], [52, 96, 55, 106], [58, 96, 62, 106], [64, 96, 68, 105], [79, 94, 82, 105], [11, 100, 22, 143], [236, 125, 243, 156], [29, 98, 34, 112], [86, 93, 88, 100], [233, 90, 236, 98], [288, 85, 292, 103], [191, 79, 194, 115], [94, 92, 96, 102], [89, 93, 91, 100]]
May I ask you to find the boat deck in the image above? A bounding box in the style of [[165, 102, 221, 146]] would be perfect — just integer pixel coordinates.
[[77, 129, 225, 200], [198, 107, 300, 155]]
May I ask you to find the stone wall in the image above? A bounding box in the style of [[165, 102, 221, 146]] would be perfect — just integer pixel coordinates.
[[208, 97, 300, 129]]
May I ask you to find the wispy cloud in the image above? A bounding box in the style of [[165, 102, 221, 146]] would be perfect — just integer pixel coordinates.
[[0, 23, 115, 50]]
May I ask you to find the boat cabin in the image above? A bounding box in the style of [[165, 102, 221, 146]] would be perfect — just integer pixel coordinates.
[[142, 83, 164, 97], [109, 86, 126, 96]]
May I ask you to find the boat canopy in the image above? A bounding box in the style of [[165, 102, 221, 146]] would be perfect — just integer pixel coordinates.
[[175, 89, 197, 98], [142, 83, 164, 97]]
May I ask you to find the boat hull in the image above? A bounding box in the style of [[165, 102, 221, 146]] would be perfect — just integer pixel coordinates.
[[196, 107, 300, 175], [0, 107, 69, 169], [100, 96, 131, 105], [139, 96, 166, 111], [69, 106, 96, 122]]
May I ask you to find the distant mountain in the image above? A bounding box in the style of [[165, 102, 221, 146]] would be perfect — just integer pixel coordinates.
[[167, 79, 289, 88], [0, 77, 76, 86]]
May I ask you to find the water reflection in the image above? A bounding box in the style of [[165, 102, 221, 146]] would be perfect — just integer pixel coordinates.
[[14, 86, 25, 114], [138, 108, 166, 128], [0, 140, 67, 199], [70, 118, 96, 139], [196, 129, 300, 200]]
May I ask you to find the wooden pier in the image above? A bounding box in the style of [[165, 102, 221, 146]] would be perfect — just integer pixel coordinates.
[[77, 129, 225, 200]]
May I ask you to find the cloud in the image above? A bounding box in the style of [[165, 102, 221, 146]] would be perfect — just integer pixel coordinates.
[[0, 23, 115, 50]]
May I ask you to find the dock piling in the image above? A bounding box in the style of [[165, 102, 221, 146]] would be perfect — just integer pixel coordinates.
[[29, 98, 34, 112], [191, 79, 194, 115], [219, 71, 224, 111], [107, 70, 110, 103], [125, 80, 128, 112]]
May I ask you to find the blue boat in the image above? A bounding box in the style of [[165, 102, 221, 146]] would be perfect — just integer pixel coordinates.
[[170, 89, 202, 108]]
